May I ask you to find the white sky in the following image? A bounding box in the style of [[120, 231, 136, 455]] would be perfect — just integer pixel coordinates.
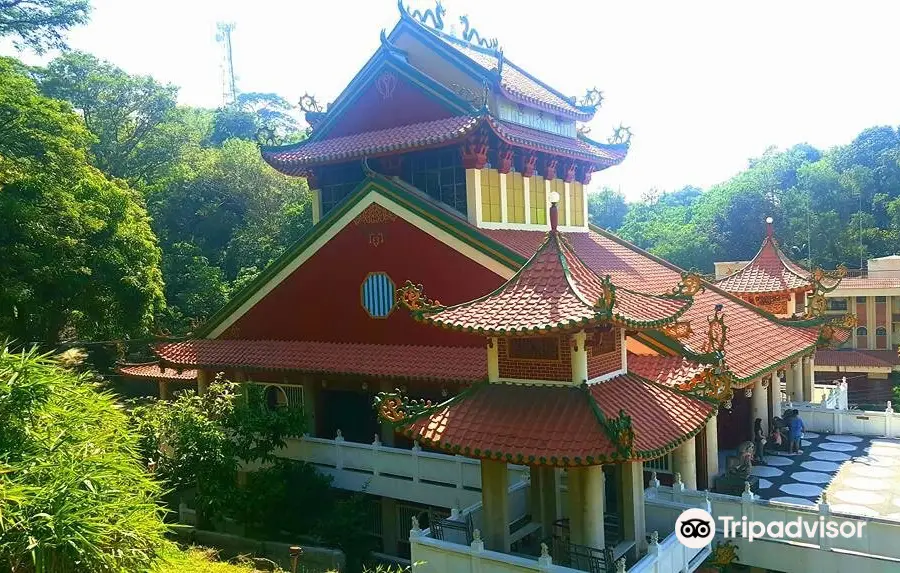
[[8, 0, 900, 200]]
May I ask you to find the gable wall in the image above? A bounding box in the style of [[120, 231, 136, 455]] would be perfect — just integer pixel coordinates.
[[219, 203, 506, 346]]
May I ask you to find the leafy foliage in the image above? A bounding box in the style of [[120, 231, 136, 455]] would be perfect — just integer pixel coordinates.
[[0, 57, 165, 344], [129, 379, 307, 525], [591, 130, 900, 272], [0, 0, 89, 53], [0, 345, 167, 572]]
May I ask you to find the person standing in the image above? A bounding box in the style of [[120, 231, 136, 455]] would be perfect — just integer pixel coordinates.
[[753, 418, 767, 463], [788, 411, 805, 455]]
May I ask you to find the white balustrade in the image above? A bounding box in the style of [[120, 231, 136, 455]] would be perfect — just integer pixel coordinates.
[[276, 432, 526, 508]]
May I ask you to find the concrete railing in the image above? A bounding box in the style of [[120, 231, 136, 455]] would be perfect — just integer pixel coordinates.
[[410, 530, 580, 573], [627, 531, 709, 573], [792, 401, 898, 437], [646, 485, 900, 572], [276, 433, 527, 508]]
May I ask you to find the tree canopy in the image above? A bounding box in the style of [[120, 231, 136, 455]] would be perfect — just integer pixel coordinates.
[[591, 129, 900, 273], [0, 0, 89, 53], [0, 57, 165, 344]]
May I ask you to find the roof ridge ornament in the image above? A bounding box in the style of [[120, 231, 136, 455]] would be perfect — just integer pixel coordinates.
[[459, 14, 499, 50], [579, 87, 604, 109], [672, 270, 706, 298], [608, 124, 633, 146], [396, 280, 444, 314], [703, 304, 727, 354], [400, 0, 446, 30], [375, 387, 435, 426], [593, 275, 617, 317], [299, 93, 323, 114]]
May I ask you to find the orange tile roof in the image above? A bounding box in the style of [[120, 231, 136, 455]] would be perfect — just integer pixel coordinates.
[[154, 340, 486, 383], [834, 277, 900, 290], [627, 354, 707, 389], [118, 362, 197, 381], [401, 374, 715, 466], [816, 349, 899, 369], [714, 230, 812, 294], [481, 229, 821, 382], [420, 232, 691, 334]]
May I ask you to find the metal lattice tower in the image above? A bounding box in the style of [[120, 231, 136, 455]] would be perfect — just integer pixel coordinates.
[[216, 22, 237, 105]]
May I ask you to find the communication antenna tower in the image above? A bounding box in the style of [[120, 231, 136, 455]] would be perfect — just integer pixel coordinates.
[[216, 22, 237, 105]]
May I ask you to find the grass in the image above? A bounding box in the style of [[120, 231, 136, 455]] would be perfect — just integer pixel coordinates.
[[153, 545, 284, 573]]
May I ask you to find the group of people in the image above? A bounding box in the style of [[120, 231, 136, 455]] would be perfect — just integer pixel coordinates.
[[754, 410, 806, 462]]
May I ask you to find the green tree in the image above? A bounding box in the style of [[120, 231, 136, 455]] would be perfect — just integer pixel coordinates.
[[587, 187, 629, 230], [0, 345, 167, 572], [38, 51, 188, 184], [209, 92, 301, 146], [0, 57, 165, 344], [0, 0, 89, 53]]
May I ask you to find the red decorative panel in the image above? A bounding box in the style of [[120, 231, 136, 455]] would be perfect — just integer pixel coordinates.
[[497, 336, 572, 382], [325, 73, 454, 138], [587, 329, 623, 380], [222, 208, 505, 345]]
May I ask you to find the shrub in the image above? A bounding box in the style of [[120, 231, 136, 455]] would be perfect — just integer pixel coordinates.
[[0, 345, 168, 572]]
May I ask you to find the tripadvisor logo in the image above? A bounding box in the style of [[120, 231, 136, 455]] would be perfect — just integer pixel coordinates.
[[675, 508, 867, 547]]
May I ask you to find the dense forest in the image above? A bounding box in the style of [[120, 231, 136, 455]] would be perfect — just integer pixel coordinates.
[[589, 128, 900, 273], [2, 1, 900, 352]]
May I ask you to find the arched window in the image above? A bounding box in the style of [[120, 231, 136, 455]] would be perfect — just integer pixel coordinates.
[[361, 272, 395, 318], [264, 385, 288, 410], [876, 327, 887, 336], [857, 327, 868, 336]]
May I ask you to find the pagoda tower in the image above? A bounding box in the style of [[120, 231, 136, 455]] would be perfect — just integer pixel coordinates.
[[377, 195, 719, 557]]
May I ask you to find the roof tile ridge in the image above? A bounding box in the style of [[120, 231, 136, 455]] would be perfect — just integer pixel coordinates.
[[554, 231, 603, 311]]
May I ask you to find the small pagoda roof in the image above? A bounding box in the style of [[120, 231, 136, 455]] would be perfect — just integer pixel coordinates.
[[408, 229, 692, 335], [715, 220, 813, 295], [118, 362, 197, 381], [627, 353, 708, 390], [260, 114, 627, 175], [381, 373, 716, 466]]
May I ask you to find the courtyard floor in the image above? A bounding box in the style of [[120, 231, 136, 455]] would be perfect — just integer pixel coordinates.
[[744, 432, 900, 519]]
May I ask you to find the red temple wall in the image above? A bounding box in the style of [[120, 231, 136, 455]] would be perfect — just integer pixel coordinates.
[[221, 207, 505, 346], [856, 300, 867, 325], [587, 330, 623, 380], [497, 337, 572, 382], [876, 299, 887, 327], [326, 74, 454, 138]]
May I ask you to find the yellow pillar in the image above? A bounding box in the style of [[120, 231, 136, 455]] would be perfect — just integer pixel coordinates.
[[569, 465, 605, 549], [751, 378, 768, 434], [792, 360, 804, 402], [530, 466, 558, 538], [480, 459, 510, 552], [196, 370, 210, 395], [488, 337, 499, 382], [620, 461, 647, 551], [673, 437, 697, 489], [571, 331, 588, 384]]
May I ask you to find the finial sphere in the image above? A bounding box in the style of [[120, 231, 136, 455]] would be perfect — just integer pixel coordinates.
[[549, 191, 561, 204], [766, 216, 773, 224]]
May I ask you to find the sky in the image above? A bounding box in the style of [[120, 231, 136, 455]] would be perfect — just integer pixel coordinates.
[[8, 0, 900, 200]]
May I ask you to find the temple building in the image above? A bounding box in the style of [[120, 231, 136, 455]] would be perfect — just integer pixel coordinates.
[[121, 2, 859, 571]]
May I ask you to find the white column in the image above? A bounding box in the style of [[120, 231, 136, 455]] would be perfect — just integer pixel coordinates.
[[571, 331, 588, 384], [465, 169, 483, 226], [801, 356, 813, 403], [787, 293, 797, 317], [563, 181, 572, 228], [672, 437, 697, 489], [705, 414, 719, 489], [620, 461, 647, 551], [771, 372, 783, 418], [488, 337, 499, 382], [530, 466, 557, 538], [580, 465, 606, 549], [791, 360, 804, 402], [499, 173, 508, 223], [311, 189, 322, 224], [480, 459, 510, 552], [751, 377, 768, 434], [807, 354, 816, 399]]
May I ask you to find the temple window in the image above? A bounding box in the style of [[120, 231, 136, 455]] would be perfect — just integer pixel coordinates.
[[876, 327, 887, 336], [264, 385, 289, 410], [400, 148, 467, 215], [319, 162, 366, 216], [856, 296, 867, 303], [506, 172, 526, 223], [507, 337, 560, 361], [857, 327, 868, 336], [480, 169, 502, 223], [361, 272, 396, 318], [876, 296, 887, 303], [570, 181, 585, 226], [529, 175, 546, 224], [827, 298, 848, 311]]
